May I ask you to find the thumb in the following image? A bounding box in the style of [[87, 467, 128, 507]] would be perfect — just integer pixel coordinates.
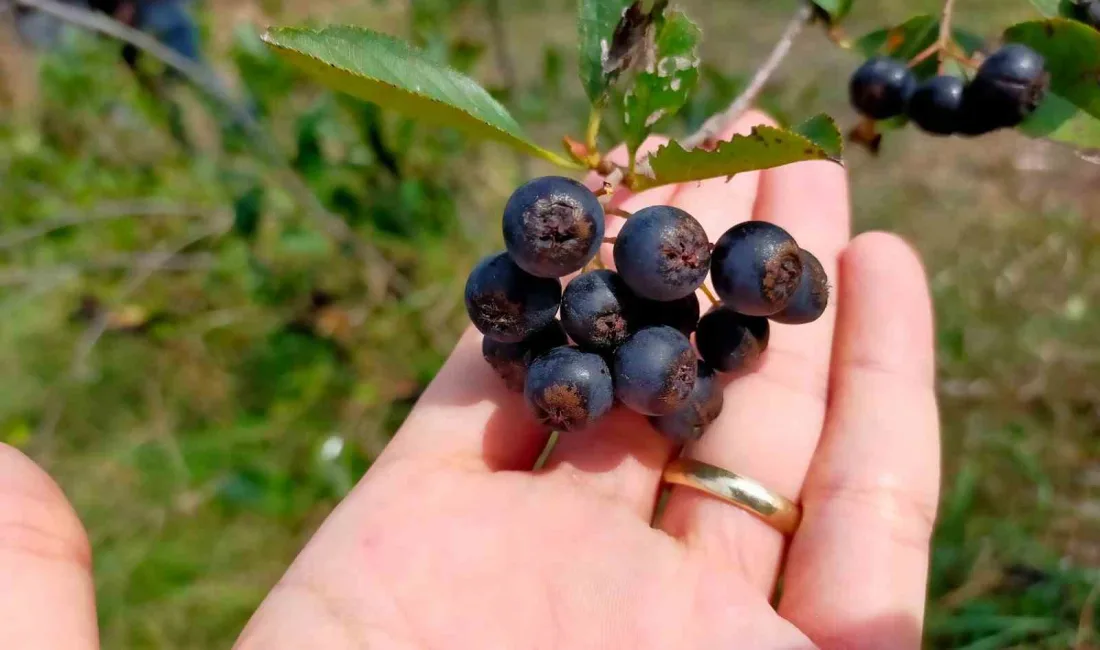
[[0, 444, 99, 650]]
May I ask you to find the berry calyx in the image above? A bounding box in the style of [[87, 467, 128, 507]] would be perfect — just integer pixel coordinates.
[[849, 56, 916, 120], [965, 44, 1048, 129], [464, 252, 562, 343], [524, 346, 614, 432], [649, 362, 724, 443], [695, 306, 770, 373], [710, 221, 803, 316], [613, 206, 712, 301], [612, 326, 697, 416], [771, 249, 829, 325], [482, 321, 569, 392], [560, 270, 638, 352], [906, 75, 966, 135], [502, 176, 605, 278]]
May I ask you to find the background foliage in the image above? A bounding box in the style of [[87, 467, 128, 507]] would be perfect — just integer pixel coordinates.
[[0, 0, 1097, 647]]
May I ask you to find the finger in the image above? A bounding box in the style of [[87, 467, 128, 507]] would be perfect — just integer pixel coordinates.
[[0, 444, 98, 650], [661, 141, 851, 591], [380, 327, 549, 472], [778, 233, 939, 650]]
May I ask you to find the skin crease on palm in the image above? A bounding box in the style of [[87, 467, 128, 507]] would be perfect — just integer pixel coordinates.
[[0, 112, 941, 650]]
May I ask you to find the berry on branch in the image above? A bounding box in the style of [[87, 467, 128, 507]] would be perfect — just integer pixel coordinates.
[[849, 56, 916, 120], [612, 326, 697, 416], [613, 206, 712, 301], [907, 75, 966, 136], [560, 270, 639, 352], [965, 44, 1048, 129], [710, 221, 803, 316], [695, 306, 770, 373], [524, 346, 614, 432], [482, 320, 569, 392], [503, 176, 605, 278], [771, 249, 830, 325], [649, 361, 725, 443], [464, 252, 562, 343]]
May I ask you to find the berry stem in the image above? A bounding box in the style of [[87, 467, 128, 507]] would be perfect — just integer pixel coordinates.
[[608, 208, 633, 219], [700, 284, 719, 306], [908, 42, 940, 68], [585, 106, 602, 151], [937, 0, 958, 74]]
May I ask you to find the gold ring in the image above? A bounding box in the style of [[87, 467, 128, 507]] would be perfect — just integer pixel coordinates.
[[661, 458, 802, 536]]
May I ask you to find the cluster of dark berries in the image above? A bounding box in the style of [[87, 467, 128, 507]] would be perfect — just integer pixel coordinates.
[[465, 176, 829, 443], [850, 44, 1048, 137], [1074, 0, 1100, 30]]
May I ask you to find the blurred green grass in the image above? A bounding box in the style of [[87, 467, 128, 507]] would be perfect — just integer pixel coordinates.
[[0, 0, 1097, 647]]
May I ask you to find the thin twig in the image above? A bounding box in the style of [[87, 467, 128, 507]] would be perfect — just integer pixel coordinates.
[[0, 253, 214, 285], [34, 219, 229, 446], [700, 284, 719, 306], [680, 3, 813, 150], [0, 200, 199, 251], [12, 0, 403, 297]]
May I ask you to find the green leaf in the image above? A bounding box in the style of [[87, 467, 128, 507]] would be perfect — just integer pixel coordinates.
[[1028, 0, 1077, 18], [578, 0, 634, 102], [854, 16, 985, 80], [622, 11, 701, 151], [1004, 19, 1100, 121], [262, 26, 578, 168], [1017, 91, 1100, 148], [634, 114, 842, 190], [792, 114, 844, 158], [812, 0, 854, 22]]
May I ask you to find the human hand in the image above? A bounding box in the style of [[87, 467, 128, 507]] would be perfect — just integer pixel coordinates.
[[0, 112, 940, 650]]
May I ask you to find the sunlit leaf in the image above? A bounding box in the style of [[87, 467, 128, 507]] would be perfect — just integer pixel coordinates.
[[262, 26, 578, 167], [634, 114, 842, 190], [812, 0, 854, 22], [577, 0, 634, 102], [1005, 19, 1100, 121], [622, 11, 700, 151], [1017, 91, 1100, 149]]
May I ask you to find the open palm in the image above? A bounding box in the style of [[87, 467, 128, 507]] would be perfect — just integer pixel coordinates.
[[0, 113, 940, 650]]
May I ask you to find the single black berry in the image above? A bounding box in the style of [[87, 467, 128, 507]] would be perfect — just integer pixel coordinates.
[[524, 346, 614, 432], [696, 306, 770, 373], [482, 321, 568, 392], [649, 361, 724, 443], [1074, 0, 1100, 30], [906, 75, 966, 135], [560, 270, 639, 352], [966, 44, 1048, 129], [612, 326, 696, 416], [636, 293, 701, 336], [849, 56, 916, 120], [771, 249, 829, 325], [502, 176, 605, 278], [613, 206, 711, 301], [464, 252, 562, 343], [710, 222, 802, 316]]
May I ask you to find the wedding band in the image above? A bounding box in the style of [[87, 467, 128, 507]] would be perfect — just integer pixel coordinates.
[[661, 458, 802, 536]]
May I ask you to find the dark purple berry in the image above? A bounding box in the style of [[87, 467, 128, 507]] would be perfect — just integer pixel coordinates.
[[1074, 0, 1100, 30], [966, 44, 1048, 129], [696, 306, 770, 373], [710, 222, 802, 316], [771, 249, 829, 325], [524, 346, 614, 432], [612, 326, 696, 416], [560, 270, 638, 352], [502, 176, 605, 278], [849, 56, 916, 120], [636, 293, 700, 336], [649, 362, 724, 443], [482, 321, 568, 392], [613, 206, 711, 301], [906, 75, 966, 135], [464, 252, 561, 343]]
